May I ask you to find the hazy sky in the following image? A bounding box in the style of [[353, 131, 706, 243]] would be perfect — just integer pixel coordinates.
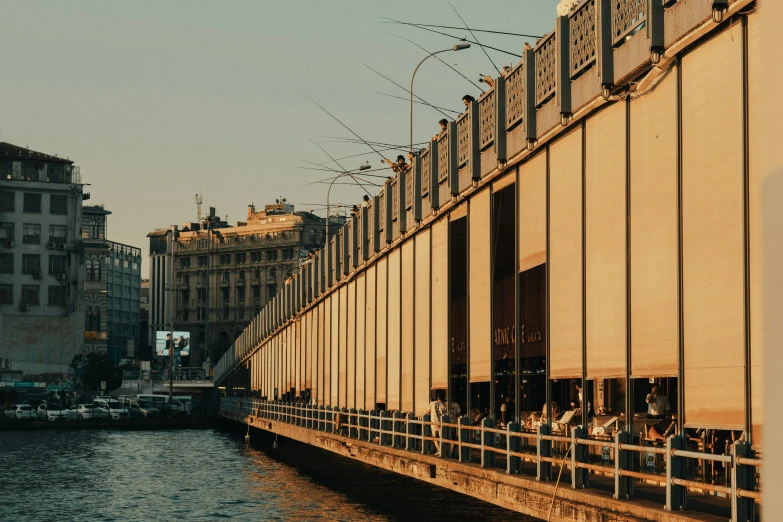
[[1, 1, 557, 274]]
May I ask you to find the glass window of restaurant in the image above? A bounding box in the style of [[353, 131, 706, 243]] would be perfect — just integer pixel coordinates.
[[448, 213, 468, 420]]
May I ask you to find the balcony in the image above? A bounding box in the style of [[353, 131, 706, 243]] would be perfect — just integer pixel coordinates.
[[235, 278, 246, 287]]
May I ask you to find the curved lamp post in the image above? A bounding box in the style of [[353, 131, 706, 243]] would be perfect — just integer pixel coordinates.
[[409, 42, 471, 153], [325, 164, 372, 240]]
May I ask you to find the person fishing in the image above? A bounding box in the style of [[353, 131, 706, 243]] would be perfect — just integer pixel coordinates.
[[385, 155, 409, 173]]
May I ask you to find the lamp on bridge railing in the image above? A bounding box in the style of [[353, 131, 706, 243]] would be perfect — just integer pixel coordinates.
[[526, 139, 535, 152], [560, 113, 572, 127], [711, 0, 729, 23], [601, 84, 612, 100]]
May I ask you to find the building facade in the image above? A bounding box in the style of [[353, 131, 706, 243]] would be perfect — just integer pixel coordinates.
[[82, 206, 142, 362], [148, 203, 327, 366], [0, 142, 84, 375]]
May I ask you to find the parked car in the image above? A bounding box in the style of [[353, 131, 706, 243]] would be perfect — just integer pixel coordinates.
[[126, 399, 162, 419], [37, 403, 68, 422], [93, 399, 129, 420], [65, 404, 110, 421], [4, 404, 38, 420]]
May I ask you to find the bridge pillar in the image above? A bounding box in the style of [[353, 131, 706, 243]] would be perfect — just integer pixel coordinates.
[[440, 415, 452, 459], [458, 417, 471, 463], [406, 413, 417, 451], [614, 431, 632, 499], [732, 442, 755, 522], [571, 426, 588, 489], [481, 417, 495, 469], [665, 435, 686, 511], [507, 421, 521, 474], [537, 424, 551, 481]]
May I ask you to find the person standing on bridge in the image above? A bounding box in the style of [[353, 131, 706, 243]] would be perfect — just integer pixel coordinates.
[[425, 390, 448, 456]]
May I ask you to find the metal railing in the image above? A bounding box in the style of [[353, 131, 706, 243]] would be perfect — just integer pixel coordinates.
[[534, 31, 557, 106], [570, 0, 597, 78], [221, 398, 761, 519], [612, 0, 647, 45], [478, 89, 495, 151], [456, 111, 472, 167], [437, 132, 449, 183], [123, 367, 210, 382], [420, 148, 430, 197], [505, 62, 525, 130]]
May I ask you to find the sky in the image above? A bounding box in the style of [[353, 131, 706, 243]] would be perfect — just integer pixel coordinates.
[[0, 1, 558, 275]]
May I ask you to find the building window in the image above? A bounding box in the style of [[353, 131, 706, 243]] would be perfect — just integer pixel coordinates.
[[222, 288, 230, 301], [283, 248, 294, 260], [181, 289, 190, 303], [238, 307, 245, 318], [49, 194, 68, 215], [123, 260, 129, 268], [266, 250, 278, 261], [21, 285, 39, 305], [197, 288, 206, 301], [269, 269, 277, 280], [0, 253, 13, 273], [0, 284, 12, 304], [219, 254, 231, 265], [23, 193, 42, 213], [250, 251, 262, 262], [21, 163, 38, 182], [223, 307, 229, 319], [198, 255, 207, 267], [0, 191, 14, 212], [48, 255, 67, 274], [235, 253, 246, 264], [197, 307, 206, 320], [179, 257, 191, 269], [0, 222, 13, 242], [238, 287, 245, 300], [182, 273, 189, 285], [253, 287, 261, 301], [49, 224, 67, 242], [0, 161, 11, 180], [222, 272, 230, 283], [22, 254, 41, 274], [237, 270, 245, 281], [23, 223, 41, 244], [253, 269, 261, 280], [183, 307, 190, 322], [48, 164, 67, 183], [48, 286, 65, 306]]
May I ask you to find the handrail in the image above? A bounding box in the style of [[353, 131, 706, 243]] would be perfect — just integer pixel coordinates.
[[220, 397, 762, 518]]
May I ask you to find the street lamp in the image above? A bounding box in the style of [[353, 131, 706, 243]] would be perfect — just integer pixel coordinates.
[[409, 42, 471, 153]]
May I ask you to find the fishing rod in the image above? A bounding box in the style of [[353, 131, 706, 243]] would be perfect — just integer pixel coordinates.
[[299, 163, 396, 177], [380, 16, 522, 58], [308, 138, 373, 197], [363, 90, 463, 114], [354, 59, 454, 121], [446, 0, 501, 75], [373, 21, 541, 39], [299, 90, 389, 164], [320, 135, 430, 151], [311, 145, 410, 167], [384, 31, 484, 93], [321, 134, 430, 148]]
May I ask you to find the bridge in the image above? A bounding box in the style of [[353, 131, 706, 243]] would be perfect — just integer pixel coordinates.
[[214, 0, 776, 520]]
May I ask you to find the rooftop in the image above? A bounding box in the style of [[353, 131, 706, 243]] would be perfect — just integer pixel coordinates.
[[0, 142, 73, 164]]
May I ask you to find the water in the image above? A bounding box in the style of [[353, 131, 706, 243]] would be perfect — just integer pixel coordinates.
[[0, 429, 539, 521]]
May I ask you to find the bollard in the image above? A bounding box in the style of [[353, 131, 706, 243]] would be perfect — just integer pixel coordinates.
[[406, 413, 417, 451], [507, 421, 520, 474], [422, 414, 433, 455], [537, 423, 552, 481], [614, 431, 631, 499], [481, 417, 495, 468], [440, 415, 452, 459], [458, 417, 471, 463], [571, 426, 587, 489], [665, 435, 686, 511], [732, 442, 755, 522]]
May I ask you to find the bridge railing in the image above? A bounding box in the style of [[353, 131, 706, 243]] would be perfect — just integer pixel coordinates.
[[220, 398, 761, 519]]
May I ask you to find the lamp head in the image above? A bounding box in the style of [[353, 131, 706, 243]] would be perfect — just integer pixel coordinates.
[[453, 42, 471, 51]]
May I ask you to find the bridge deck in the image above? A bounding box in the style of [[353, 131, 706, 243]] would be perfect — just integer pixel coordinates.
[[223, 410, 730, 522]]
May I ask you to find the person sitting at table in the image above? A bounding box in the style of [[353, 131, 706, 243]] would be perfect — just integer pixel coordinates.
[[540, 401, 560, 424], [646, 384, 671, 418]]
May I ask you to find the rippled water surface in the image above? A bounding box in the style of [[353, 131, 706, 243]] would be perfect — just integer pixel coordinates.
[[0, 428, 538, 521]]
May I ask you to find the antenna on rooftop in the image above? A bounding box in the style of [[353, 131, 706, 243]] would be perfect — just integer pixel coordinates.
[[195, 188, 203, 222]]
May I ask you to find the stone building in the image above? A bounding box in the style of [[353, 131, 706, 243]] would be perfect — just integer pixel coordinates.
[[82, 205, 142, 363], [0, 142, 84, 375], [147, 203, 328, 365]]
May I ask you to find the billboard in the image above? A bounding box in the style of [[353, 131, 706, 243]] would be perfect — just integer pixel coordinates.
[[155, 331, 191, 357]]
